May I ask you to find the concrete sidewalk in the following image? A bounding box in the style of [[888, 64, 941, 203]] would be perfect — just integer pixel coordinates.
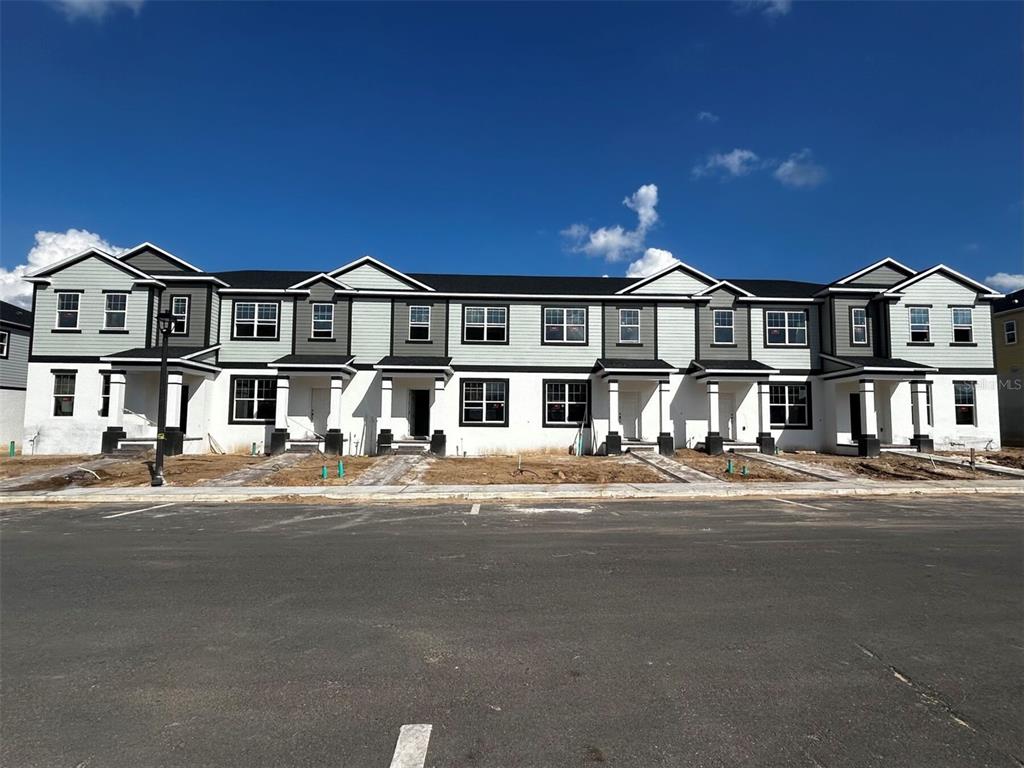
[[1, 478, 1021, 505]]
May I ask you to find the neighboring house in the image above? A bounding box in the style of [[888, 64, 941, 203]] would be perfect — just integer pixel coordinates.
[[1, 299, 33, 450], [20, 245, 1004, 457], [992, 288, 1024, 446]]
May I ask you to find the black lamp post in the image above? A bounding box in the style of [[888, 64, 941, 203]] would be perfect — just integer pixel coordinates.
[[151, 311, 174, 487]]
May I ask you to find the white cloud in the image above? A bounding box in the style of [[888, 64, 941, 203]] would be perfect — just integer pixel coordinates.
[[626, 248, 680, 278], [0, 228, 127, 308], [697, 111, 720, 124], [773, 148, 827, 188], [734, 0, 793, 17], [52, 0, 144, 21], [692, 148, 761, 179], [562, 183, 660, 263], [984, 272, 1024, 293]]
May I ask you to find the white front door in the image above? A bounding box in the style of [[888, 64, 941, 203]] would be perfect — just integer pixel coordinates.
[[719, 393, 736, 441], [620, 391, 641, 439], [310, 388, 331, 437]]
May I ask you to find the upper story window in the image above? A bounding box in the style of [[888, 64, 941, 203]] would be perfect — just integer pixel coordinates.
[[1006, 319, 1018, 345], [312, 303, 334, 339], [544, 381, 589, 426], [170, 296, 190, 335], [409, 305, 431, 341], [951, 307, 974, 343], [104, 293, 127, 330], [460, 379, 508, 425], [713, 309, 734, 345], [953, 381, 976, 426], [56, 292, 80, 329], [544, 307, 586, 344], [765, 310, 807, 346], [851, 307, 868, 345], [233, 301, 279, 339], [53, 373, 76, 417], [0, 330, 7, 358], [619, 308, 640, 343], [909, 306, 930, 343], [464, 306, 507, 343]]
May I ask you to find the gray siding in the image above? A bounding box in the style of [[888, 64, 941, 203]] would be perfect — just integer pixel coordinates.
[[630, 268, 710, 295], [122, 248, 186, 274], [32, 257, 151, 356], [749, 304, 821, 370], [847, 264, 909, 288], [159, 284, 209, 347], [602, 303, 656, 360], [697, 290, 749, 360], [337, 263, 413, 290], [392, 299, 446, 357], [821, 298, 834, 355], [1, 326, 30, 389], [656, 304, 696, 368], [833, 297, 875, 356], [209, 293, 221, 345], [349, 298, 392, 363], [217, 296, 295, 363], [294, 282, 350, 356]]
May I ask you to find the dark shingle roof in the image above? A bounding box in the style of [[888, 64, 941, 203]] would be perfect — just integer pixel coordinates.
[[830, 355, 935, 369], [377, 355, 453, 368], [0, 300, 33, 326], [993, 289, 1024, 314], [408, 273, 636, 295], [725, 279, 824, 298], [273, 354, 355, 366], [214, 270, 317, 289], [692, 359, 776, 371], [104, 346, 209, 359], [595, 358, 676, 370]]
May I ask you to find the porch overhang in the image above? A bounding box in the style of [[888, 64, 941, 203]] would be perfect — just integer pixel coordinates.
[[99, 345, 221, 375], [593, 358, 678, 379], [687, 359, 778, 380], [821, 354, 937, 381], [272, 353, 357, 376], [374, 355, 454, 377]]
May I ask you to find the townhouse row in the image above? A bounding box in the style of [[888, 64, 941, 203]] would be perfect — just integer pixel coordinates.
[[17, 243, 1003, 457]]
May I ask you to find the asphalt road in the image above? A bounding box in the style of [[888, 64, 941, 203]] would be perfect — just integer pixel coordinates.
[[1, 496, 1022, 767]]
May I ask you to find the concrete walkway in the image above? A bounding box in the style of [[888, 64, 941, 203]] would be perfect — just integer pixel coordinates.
[[213, 453, 306, 487], [889, 450, 1024, 478], [628, 450, 722, 484], [741, 452, 852, 482], [349, 453, 425, 486], [0, 455, 140, 492]]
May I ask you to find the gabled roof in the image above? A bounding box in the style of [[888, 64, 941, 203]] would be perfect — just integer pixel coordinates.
[[727, 278, 824, 299], [687, 359, 779, 378], [287, 272, 355, 291], [882, 264, 999, 297], [614, 261, 717, 295], [213, 270, 318, 289], [832, 257, 916, 286], [693, 280, 754, 297], [330, 255, 435, 291], [993, 289, 1024, 315], [0, 300, 33, 327], [25, 247, 162, 283], [118, 242, 203, 273]]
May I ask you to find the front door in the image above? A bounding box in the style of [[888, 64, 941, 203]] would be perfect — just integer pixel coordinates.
[[179, 384, 190, 435], [620, 391, 641, 439], [719, 393, 735, 441], [409, 389, 430, 438], [850, 393, 862, 440], [311, 388, 331, 436]]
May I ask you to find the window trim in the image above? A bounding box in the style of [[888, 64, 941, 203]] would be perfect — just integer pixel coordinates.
[[952, 380, 976, 427], [541, 306, 589, 346], [542, 379, 592, 428], [712, 308, 735, 346], [169, 295, 190, 336], [849, 306, 869, 346], [227, 375, 279, 424], [461, 304, 510, 345], [52, 371, 76, 417], [0, 330, 8, 359], [459, 378, 510, 427], [908, 305, 931, 344], [311, 302, 335, 340], [408, 304, 432, 342], [768, 382, 812, 429], [55, 291, 81, 330], [950, 306, 975, 345], [1005, 319, 1018, 345], [99, 372, 111, 418], [764, 309, 809, 348], [618, 307, 641, 345], [231, 300, 282, 341]]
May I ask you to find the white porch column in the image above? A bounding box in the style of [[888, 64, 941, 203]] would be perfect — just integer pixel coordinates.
[[328, 376, 345, 432], [607, 378, 620, 433], [858, 378, 880, 457], [706, 380, 720, 435], [107, 371, 126, 429], [165, 372, 184, 429], [910, 379, 933, 452], [658, 380, 672, 435], [377, 376, 394, 454], [274, 376, 290, 431], [429, 376, 447, 455], [758, 381, 772, 435]]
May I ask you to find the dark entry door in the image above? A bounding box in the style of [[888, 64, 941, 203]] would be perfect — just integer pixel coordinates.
[[409, 390, 430, 438], [849, 392, 862, 440], [180, 384, 190, 434]]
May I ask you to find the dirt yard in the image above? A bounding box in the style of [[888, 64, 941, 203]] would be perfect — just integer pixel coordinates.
[[422, 454, 663, 485], [672, 449, 809, 482], [936, 447, 1024, 470], [781, 451, 982, 481], [250, 455, 378, 486], [0, 455, 98, 482]]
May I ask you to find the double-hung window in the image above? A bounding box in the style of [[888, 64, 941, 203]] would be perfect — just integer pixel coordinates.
[[851, 307, 868, 345], [765, 310, 807, 346], [619, 308, 640, 343], [768, 383, 809, 428], [53, 373, 76, 417], [461, 380, 508, 425], [544, 307, 586, 343], [953, 381, 976, 426], [408, 305, 431, 341], [544, 381, 589, 426], [312, 303, 334, 339], [909, 307, 930, 343], [104, 293, 127, 330], [100, 372, 111, 418], [170, 296, 189, 335], [464, 306, 507, 342], [233, 302, 279, 338], [951, 307, 974, 343], [232, 377, 277, 421], [1006, 320, 1018, 345], [56, 293, 80, 329], [0, 330, 7, 358], [713, 309, 734, 344]]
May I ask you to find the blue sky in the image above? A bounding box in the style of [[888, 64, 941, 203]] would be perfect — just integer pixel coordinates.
[[1, 0, 1021, 304]]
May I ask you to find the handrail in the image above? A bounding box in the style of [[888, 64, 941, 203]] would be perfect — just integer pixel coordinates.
[[122, 408, 157, 427], [286, 417, 324, 441]]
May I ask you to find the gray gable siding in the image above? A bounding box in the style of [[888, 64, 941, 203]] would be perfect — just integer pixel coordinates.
[[847, 264, 909, 288], [217, 296, 294, 363], [602, 303, 656, 360], [392, 299, 447, 357], [294, 282, 350, 356], [749, 303, 821, 369], [833, 296, 875, 356], [1, 326, 30, 389], [630, 267, 710, 295], [656, 304, 696, 368], [32, 257, 150, 357], [159, 284, 209, 348], [697, 290, 749, 360], [350, 298, 392, 363], [122, 248, 186, 273], [337, 263, 413, 290]]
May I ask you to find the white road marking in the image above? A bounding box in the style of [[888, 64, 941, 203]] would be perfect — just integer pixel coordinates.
[[389, 723, 432, 768], [504, 505, 593, 515], [774, 498, 827, 512], [103, 503, 176, 519], [469, 503, 480, 515]]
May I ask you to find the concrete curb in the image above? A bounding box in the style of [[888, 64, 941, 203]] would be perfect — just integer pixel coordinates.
[[1, 479, 1021, 505]]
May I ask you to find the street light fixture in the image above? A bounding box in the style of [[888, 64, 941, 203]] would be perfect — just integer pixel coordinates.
[[151, 311, 174, 487]]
